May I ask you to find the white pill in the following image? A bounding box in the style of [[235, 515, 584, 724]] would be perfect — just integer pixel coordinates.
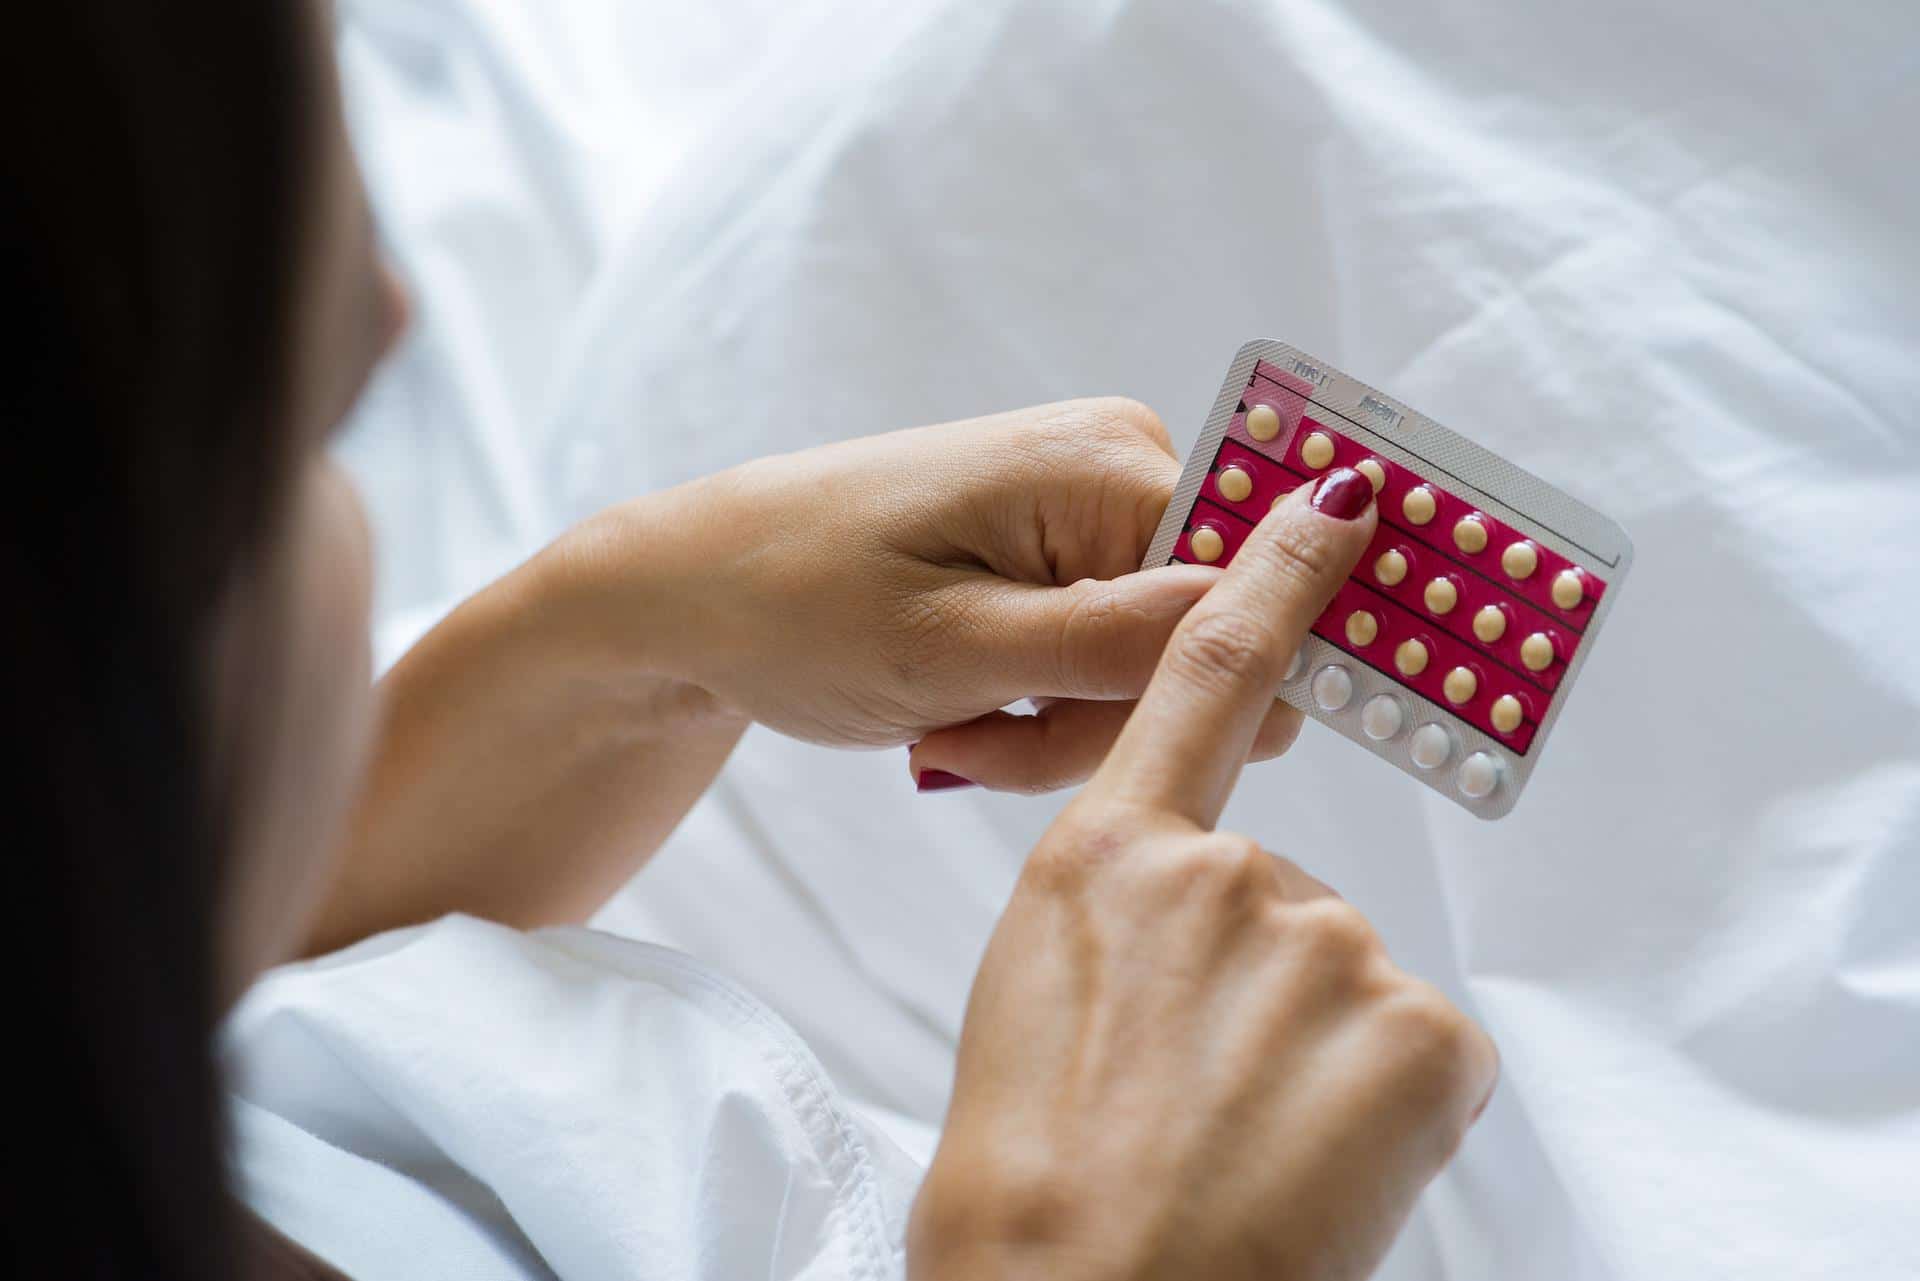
[[1408, 723, 1452, 770], [1361, 694, 1405, 741], [1402, 486, 1437, 525], [1355, 458, 1386, 492], [1300, 431, 1336, 470], [1312, 664, 1354, 712], [1374, 548, 1409, 587], [1246, 404, 1281, 441], [1453, 514, 1489, 554], [1457, 751, 1501, 800], [1552, 567, 1586, 609], [1501, 540, 1538, 579], [1190, 526, 1224, 562], [1216, 465, 1253, 502]]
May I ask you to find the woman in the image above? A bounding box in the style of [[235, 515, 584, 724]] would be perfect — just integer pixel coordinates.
[[7, 4, 1495, 1279]]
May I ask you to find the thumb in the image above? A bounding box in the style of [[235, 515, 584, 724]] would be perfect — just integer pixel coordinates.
[[981, 563, 1224, 701]]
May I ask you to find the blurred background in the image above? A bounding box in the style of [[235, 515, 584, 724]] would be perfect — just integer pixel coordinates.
[[332, 2, 1919, 1277]]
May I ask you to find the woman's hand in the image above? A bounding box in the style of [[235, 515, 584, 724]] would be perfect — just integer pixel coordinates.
[[552, 399, 1304, 790], [907, 475, 1498, 1281]]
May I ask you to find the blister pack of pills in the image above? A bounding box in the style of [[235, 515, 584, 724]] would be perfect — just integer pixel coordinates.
[[1142, 340, 1633, 818]]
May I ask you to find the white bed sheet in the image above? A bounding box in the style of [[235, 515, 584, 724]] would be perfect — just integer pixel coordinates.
[[333, 2, 1920, 1276]]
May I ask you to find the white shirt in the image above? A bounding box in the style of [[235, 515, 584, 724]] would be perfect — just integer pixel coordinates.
[[224, 916, 925, 1280]]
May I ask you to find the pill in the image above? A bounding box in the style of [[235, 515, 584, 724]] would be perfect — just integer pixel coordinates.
[[1246, 404, 1281, 441], [1312, 664, 1354, 712], [1552, 567, 1586, 609], [1520, 632, 1555, 671], [1408, 723, 1452, 770], [1344, 609, 1379, 646], [1216, 465, 1253, 502], [1374, 548, 1409, 586], [1491, 694, 1524, 733], [1190, 526, 1224, 563], [1453, 514, 1489, 554], [1402, 485, 1437, 525], [1300, 431, 1336, 470], [1361, 694, 1405, 741], [1471, 604, 1507, 643], [1423, 576, 1459, 615], [1501, 540, 1538, 579], [1442, 666, 1478, 705], [1457, 751, 1501, 800], [1394, 638, 1429, 677], [1355, 458, 1386, 492]]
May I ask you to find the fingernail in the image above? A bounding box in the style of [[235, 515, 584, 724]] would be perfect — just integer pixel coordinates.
[[1310, 467, 1373, 520], [916, 768, 977, 793]]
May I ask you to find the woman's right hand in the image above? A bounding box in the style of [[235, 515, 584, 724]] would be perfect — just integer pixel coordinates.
[[908, 472, 1498, 1281]]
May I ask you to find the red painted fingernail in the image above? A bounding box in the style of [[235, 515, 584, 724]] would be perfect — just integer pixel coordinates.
[[1310, 467, 1373, 520], [916, 768, 977, 793]]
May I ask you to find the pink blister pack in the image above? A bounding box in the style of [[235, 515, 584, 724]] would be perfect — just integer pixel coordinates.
[[1142, 340, 1633, 818]]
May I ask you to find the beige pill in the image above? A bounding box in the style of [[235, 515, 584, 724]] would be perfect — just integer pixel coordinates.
[[1216, 466, 1253, 502], [1355, 458, 1386, 493], [1520, 632, 1555, 671], [1501, 540, 1539, 579], [1374, 548, 1409, 587], [1472, 604, 1508, 643], [1552, 567, 1586, 609], [1394, 638, 1430, 677], [1345, 609, 1379, 647], [1491, 694, 1525, 733], [1246, 404, 1281, 441], [1402, 485, 1437, 525], [1190, 526, 1225, 562], [1423, 576, 1459, 615], [1443, 666, 1478, 705], [1300, 431, 1336, 470], [1453, 514, 1489, 554]]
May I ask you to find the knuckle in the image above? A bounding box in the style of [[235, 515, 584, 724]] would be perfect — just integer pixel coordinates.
[[1054, 581, 1136, 697], [1242, 518, 1346, 595], [1165, 608, 1278, 696], [1290, 899, 1381, 968], [1381, 982, 1480, 1068], [1026, 803, 1130, 891], [1086, 396, 1169, 448]]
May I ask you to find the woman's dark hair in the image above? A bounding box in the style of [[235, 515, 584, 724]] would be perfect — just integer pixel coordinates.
[[2, 5, 327, 1278]]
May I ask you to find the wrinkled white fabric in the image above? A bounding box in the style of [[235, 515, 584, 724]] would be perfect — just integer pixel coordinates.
[[227, 917, 922, 1280], [311, 1, 1920, 1277]]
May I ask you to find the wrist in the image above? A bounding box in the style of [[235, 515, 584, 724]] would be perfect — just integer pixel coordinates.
[[522, 481, 754, 731]]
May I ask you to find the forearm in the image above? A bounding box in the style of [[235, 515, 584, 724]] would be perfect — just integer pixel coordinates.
[[305, 517, 747, 956]]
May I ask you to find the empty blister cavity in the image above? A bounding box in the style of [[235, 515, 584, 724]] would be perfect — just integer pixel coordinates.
[[1457, 751, 1502, 800], [1312, 664, 1354, 711], [1361, 694, 1405, 741], [1408, 723, 1452, 770]]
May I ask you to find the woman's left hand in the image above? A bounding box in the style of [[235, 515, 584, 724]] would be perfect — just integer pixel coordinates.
[[548, 398, 1305, 793]]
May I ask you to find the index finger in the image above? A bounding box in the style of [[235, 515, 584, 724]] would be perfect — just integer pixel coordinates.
[[1089, 468, 1378, 828]]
